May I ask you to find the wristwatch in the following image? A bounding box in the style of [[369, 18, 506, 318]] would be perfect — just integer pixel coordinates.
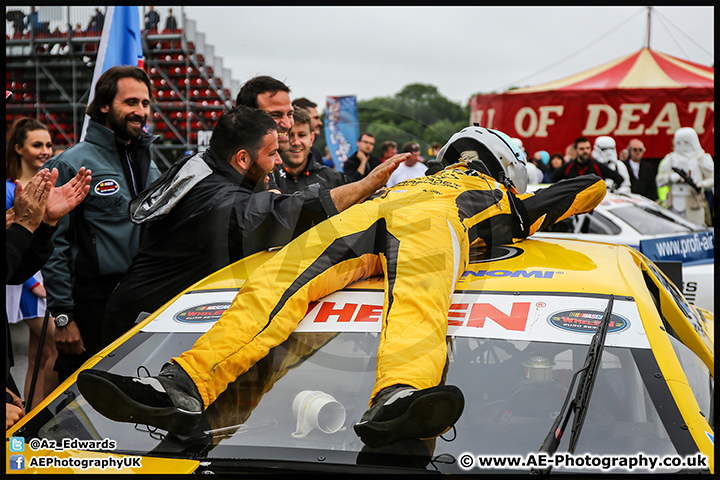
[[54, 314, 73, 328]]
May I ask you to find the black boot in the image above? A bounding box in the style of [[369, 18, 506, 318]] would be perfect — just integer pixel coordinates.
[[77, 363, 203, 435], [353, 384, 464, 448]]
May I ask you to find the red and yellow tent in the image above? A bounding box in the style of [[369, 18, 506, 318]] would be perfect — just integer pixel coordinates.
[[470, 48, 714, 158]]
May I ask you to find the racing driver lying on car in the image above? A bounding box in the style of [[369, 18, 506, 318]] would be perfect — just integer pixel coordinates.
[[78, 126, 606, 448]]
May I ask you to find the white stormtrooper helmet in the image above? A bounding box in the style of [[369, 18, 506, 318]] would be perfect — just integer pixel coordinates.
[[673, 127, 703, 159], [592, 136, 617, 165]]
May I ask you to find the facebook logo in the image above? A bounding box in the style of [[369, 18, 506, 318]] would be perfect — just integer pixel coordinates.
[[9, 436, 25, 452], [9, 455, 25, 470]]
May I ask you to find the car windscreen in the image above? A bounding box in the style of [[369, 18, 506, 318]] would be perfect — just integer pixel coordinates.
[[611, 204, 701, 235], [15, 331, 690, 474]]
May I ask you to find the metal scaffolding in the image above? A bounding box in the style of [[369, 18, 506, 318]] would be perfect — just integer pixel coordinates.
[[5, 6, 240, 170]]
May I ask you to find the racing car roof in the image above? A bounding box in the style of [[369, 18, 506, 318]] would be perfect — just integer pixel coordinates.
[[140, 237, 712, 373]]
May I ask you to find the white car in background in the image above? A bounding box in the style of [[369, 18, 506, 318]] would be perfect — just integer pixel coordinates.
[[529, 186, 714, 313]]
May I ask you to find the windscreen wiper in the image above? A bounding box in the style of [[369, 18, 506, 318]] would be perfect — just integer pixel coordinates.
[[532, 294, 615, 475]]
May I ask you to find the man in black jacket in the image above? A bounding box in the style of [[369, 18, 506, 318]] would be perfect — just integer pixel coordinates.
[[343, 132, 382, 182], [101, 106, 406, 345], [623, 139, 658, 201], [551, 136, 624, 186], [291, 97, 324, 164], [271, 108, 348, 194]]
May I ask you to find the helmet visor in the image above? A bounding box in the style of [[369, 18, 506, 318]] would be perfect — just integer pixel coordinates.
[[488, 129, 527, 166]]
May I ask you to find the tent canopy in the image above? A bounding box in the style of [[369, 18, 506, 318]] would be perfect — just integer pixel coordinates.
[[470, 48, 714, 158], [511, 48, 714, 92]]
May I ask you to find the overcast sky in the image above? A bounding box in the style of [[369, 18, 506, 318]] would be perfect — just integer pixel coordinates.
[[181, 6, 713, 108]]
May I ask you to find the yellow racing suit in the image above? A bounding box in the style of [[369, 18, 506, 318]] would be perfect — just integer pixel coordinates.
[[174, 165, 606, 408]]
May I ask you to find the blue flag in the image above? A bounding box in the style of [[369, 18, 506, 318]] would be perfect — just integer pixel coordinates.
[[81, 6, 144, 140], [324, 96, 359, 172]]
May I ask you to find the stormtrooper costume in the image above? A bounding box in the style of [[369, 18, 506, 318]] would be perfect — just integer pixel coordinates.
[[656, 127, 714, 226], [512, 138, 543, 184], [592, 136, 631, 194]]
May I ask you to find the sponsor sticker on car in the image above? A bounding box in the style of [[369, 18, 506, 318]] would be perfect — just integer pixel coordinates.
[[142, 289, 650, 349], [640, 231, 714, 263]]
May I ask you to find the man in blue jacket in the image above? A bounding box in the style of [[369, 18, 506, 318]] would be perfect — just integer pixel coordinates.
[[42, 66, 161, 381]]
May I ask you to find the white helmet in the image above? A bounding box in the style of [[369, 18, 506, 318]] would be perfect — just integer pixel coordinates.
[[436, 125, 528, 193], [673, 127, 702, 158], [592, 136, 617, 164]]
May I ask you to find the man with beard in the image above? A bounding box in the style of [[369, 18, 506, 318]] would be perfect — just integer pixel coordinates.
[[100, 106, 406, 346], [271, 108, 348, 194], [42, 66, 161, 381], [551, 136, 624, 185]]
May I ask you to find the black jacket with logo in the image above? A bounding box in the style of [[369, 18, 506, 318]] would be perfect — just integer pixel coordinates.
[[271, 152, 349, 194], [101, 147, 339, 344]]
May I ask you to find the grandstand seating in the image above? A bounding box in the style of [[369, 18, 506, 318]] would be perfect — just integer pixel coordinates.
[[6, 7, 235, 167]]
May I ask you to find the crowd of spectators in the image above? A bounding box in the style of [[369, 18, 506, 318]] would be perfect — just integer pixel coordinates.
[[5, 6, 181, 40]]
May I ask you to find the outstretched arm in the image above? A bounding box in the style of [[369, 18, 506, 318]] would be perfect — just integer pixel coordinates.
[[330, 153, 408, 212], [518, 175, 607, 236]]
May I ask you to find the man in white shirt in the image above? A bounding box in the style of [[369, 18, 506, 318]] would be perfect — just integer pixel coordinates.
[[386, 142, 428, 188]]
